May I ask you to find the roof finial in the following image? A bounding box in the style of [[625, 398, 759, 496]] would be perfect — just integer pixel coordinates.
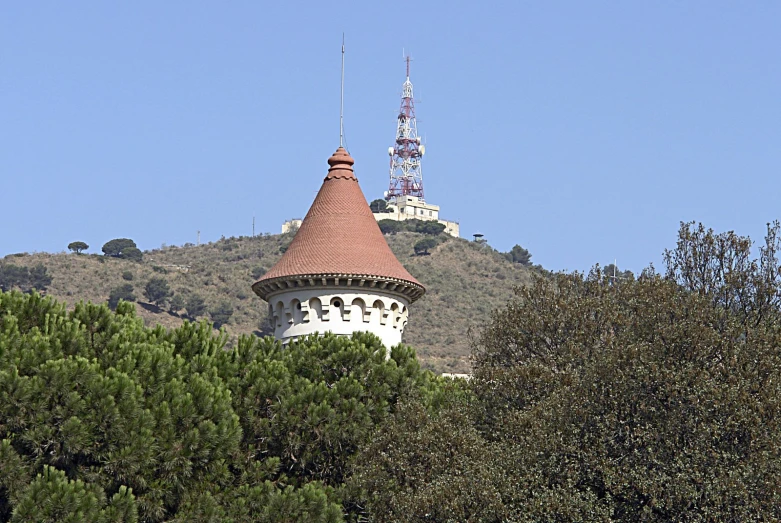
[[340, 34, 345, 148]]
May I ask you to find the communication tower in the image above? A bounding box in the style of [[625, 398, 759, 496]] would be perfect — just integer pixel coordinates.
[[386, 56, 425, 202]]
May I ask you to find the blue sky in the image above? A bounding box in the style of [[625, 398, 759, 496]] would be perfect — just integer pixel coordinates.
[[2, 2, 780, 273]]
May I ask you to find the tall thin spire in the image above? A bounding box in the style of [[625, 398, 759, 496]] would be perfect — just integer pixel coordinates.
[[339, 34, 345, 148]]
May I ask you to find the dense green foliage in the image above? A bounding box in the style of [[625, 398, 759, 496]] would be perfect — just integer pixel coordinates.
[[209, 301, 234, 328], [184, 294, 207, 320], [352, 222, 781, 521], [122, 247, 143, 263], [7, 220, 775, 520], [369, 199, 388, 213], [168, 294, 185, 314], [413, 237, 438, 255], [0, 263, 52, 293], [0, 292, 437, 521], [67, 241, 89, 254], [378, 218, 446, 236], [143, 277, 172, 307], [107, 283, 136, 310], [102, 239, 141, 261], [504, 244, 532, 266], [601, 262, 634, 281]]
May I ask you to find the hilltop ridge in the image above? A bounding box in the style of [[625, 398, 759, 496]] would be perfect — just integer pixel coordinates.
[[1, 231, 533, 373]]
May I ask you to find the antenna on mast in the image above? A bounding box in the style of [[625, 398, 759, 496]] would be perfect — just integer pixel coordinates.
[[339, 34, 345, 148], [386, 54, 425, 202]]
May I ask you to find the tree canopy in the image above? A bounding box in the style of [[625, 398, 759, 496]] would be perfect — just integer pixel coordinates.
[[350, 221, 781, 521], [122, 247, 143, 262], [67, 241, 88, 254], [107, 283, 135, 310], [101, 239, 140, 260], [505, 244, 532, 266], [209, 301, 234, 328], [0, 263, 52, 293], [378, 218, 446, 236], [377, 219, 403, 235], [184, 294, 207, 320], [5, 221, 780, 521], [369, 199, 388, 213], [143, 277, 172, 307], [413, 237, 438, 255], [0, 291, 438, 521]]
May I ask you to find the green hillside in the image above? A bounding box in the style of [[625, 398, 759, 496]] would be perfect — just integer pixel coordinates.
[[1, 232, 533, 373]]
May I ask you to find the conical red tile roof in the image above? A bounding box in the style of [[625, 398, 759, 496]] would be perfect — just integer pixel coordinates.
[[252, 147, 425, 302]]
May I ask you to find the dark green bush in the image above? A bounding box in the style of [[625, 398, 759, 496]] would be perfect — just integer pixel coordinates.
[[107, 283, 135, 310]]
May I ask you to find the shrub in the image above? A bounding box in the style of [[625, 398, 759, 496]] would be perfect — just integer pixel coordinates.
[[378, 220, 404, 235], [378, 219, 446, 236], [122, 247, 143, 262], [210, 301, 234, 329], [185, 294, 207, 320], [413, 238, 438, 255], [122, 271, 134, 281], [0, 264, 29, 292], [107, 283, 136, 310], [416, 221, 446, 235], [143, 277, 172, 307], [505, 244, 532, 266], [0, 263, 52, 293], [168, 294, 185, 314]]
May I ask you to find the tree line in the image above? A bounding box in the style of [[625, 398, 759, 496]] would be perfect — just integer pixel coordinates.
[[2, 222, 780, 521], [68, 238, 144, 262], [107, 276, 233, 328], [353, 222, 781, 521]]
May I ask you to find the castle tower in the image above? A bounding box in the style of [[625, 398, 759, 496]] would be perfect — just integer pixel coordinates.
[[252, 147, 425, 348]]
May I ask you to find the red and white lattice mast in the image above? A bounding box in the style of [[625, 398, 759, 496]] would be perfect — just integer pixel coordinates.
[[386, 57, 426, 202]]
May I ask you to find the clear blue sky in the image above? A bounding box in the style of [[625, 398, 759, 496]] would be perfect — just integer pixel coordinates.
[[2, 2, 780, 273]]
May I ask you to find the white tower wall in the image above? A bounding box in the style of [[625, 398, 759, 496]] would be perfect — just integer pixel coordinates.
[[266, 287, 410, 349]]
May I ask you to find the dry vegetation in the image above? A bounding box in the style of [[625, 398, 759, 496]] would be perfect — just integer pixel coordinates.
[[3, 232, 533, 373]]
